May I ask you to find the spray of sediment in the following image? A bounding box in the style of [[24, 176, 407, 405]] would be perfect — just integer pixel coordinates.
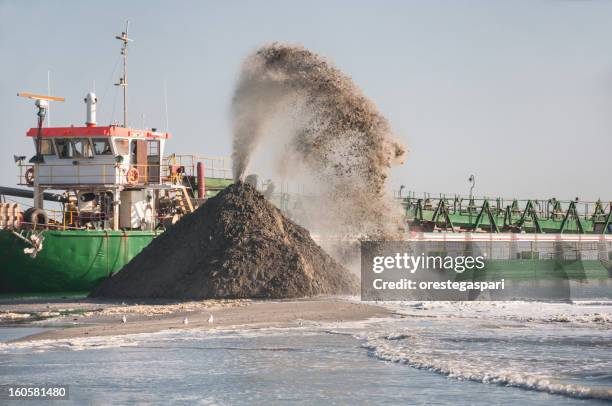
[[231, 43, 406, 240]]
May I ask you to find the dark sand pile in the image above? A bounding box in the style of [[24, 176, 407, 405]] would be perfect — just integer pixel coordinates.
[[91, 183, 358, 299]]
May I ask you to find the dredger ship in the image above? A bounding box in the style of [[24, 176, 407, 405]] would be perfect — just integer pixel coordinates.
[[0, 26, 232, 294]]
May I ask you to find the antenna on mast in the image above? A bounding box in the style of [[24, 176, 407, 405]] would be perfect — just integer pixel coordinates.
[[17, 92, 65, 163], [47, 71, 51, 127], [114, 20, 132, 127], [163, 80, 169, 132]]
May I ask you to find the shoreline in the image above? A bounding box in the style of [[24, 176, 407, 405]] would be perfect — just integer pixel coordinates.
[[0, 298, 391, 342], [2, 298, 611, 402]]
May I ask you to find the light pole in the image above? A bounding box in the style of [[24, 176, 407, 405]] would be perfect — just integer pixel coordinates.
[[468, 175, 475, 199], [468, 174, 475, 224]]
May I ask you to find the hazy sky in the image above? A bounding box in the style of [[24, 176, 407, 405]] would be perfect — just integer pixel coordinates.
[[1, 0, 611, 201]]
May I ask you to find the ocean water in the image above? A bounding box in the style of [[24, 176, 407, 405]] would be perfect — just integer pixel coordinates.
[[0, 302, 610, 405]]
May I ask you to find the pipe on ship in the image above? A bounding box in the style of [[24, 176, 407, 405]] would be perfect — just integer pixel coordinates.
[[197, 162, 206, 199], [0, 186, 67, 203]]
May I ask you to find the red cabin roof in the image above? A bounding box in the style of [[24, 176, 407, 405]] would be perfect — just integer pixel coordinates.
[[26, 125, 171, 139]]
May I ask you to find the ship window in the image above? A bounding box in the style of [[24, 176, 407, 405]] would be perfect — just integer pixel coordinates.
[[147, 140, 159, 156], [39, 139, 54, 155], [71, 139, 94, 159], [93, 138, 112, 155], [55, 139, 72, 158], [114, 139, 129, 155]]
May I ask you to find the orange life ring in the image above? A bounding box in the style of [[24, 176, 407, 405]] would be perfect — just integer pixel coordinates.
[[126, 167, 139, 184], [25, 168, 35, 186]]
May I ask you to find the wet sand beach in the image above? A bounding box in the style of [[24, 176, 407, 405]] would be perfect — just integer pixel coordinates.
[[0, 298, 390, 342]]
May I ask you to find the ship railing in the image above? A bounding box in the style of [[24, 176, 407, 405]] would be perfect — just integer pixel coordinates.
[[17, 206, 167, 232], [399, 190, 612, 221], [163, 155, 233, 180], [17, 161, 231, 187], [13, 207, 84, 231]]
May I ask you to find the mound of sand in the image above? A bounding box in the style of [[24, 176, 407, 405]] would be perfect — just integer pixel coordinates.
[[91, 183, 358, 299]]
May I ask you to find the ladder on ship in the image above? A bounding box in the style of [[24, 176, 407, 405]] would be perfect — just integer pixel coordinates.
[[174, 186, 194, 214]]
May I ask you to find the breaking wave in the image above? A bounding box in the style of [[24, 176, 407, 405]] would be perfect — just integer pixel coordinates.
[[364, 333, 612, 400], [361, 301, 612, 401]]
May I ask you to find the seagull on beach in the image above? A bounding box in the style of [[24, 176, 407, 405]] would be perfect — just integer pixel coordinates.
[[208, 314, 214, 324], [183, 317, 189, 325], [121, 315, 127, 324]]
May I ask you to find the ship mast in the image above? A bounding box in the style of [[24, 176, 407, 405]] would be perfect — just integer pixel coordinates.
[[115, 21, 132, 127]]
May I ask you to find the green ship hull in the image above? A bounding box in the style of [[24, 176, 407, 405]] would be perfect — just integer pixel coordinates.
[[0, 229, 158, 293]]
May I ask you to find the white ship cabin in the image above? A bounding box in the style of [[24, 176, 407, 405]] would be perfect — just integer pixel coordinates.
[[26, 94, 170, 188], [20, 93, 175, 230]]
